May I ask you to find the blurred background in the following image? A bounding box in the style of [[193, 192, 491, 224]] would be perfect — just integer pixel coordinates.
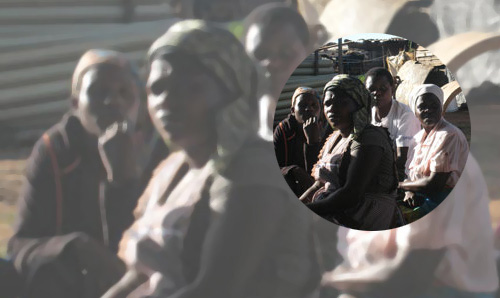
[[0, 0, 174, 256], [0, 0, 309, 258], [1, 0, 500, 259]]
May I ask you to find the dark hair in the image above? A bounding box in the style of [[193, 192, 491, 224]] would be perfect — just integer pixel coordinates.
[[243, 3, 309, 47], [365, 67, 394, 85]]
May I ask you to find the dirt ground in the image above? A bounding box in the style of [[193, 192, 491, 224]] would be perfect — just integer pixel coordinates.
[[0, 109, 496, 257], [0, 148, 30, 256]]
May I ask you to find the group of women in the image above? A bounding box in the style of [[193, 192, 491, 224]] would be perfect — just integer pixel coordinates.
[[274, 66, 470, 230], [4, 3, 323, 298], [0, 1, 488, 297]]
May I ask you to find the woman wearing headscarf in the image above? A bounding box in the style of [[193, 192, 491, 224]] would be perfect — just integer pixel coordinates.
[[8, 49, 145, 297], [104, 20, 320, 298], [299, 75, 402, 230], [274, 86, 326, 196], [399, 84, 469, 220], [324, 155, 498, 298]]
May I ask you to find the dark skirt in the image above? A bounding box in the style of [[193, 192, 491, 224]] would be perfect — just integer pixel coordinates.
[[320, 192, 404, 231]]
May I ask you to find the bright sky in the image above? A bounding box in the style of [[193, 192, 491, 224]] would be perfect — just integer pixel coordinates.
[[342, 33, 400, 41]]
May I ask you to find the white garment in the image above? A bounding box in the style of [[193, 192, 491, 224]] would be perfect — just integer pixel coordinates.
[[258, 93, 275, 142], [372, 99, 421, 175], [408, 84, 444, 114], [371, 99, 421, 148], [325, 154, 499, 293], [124, 152, 215, 297]]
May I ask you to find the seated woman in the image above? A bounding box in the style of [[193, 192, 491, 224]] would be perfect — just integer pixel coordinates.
[[325, 155, 498, 298], [274, 86, 326, 196], [103, 20, 320, 298], [8, 50, 146, 298], [365, 67, 421, 181], [300, 75, 402, 230], [399, 84, 469, 220]]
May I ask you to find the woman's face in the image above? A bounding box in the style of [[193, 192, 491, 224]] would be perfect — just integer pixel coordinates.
[[146, 56, 222, 148], [365, 75, 393, 107], [245, 22, 307, 92], [415, 93, 442, 130], [76, 64, 139, 137], [323, 89, 357, 132], [292, 93, 320, 124]]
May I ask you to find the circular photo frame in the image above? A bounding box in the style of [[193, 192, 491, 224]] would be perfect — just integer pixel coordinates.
[[273, 34, 471, 230]]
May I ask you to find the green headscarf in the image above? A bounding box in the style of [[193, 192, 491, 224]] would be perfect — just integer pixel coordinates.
[[323, 74, 372, 140], [148, 20, 259, 172]]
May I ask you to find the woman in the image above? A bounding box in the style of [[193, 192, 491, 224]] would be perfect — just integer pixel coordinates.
[[243, 3, 310, 140], [104, 20, 320, 298], [399, 84, 469, 220], [300, 75, 402, 230], [274, 86, 325, 196], [8, 49, 145, 298], [324, 155, 498, 298], [365, 67, 421, 181]]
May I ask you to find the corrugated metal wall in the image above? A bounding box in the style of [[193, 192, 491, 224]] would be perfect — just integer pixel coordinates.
[[0, 0, 171, 146], [274, 52, 336, 125]]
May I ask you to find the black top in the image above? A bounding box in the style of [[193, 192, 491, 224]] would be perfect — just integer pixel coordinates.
[[8, 113, 144, 266], [273, 114, 325, 174]]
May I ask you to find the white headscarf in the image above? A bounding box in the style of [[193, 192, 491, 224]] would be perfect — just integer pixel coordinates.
[[409, 84, 444, 114]]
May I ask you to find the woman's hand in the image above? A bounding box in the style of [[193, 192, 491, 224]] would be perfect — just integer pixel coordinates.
[[299, 181, 322, 203], [403, 191, 415, 207], [98, 122, 139, 184], [403, 191, 424, 208], [303, 116, 321, 144], [317, 165, 339, 187]]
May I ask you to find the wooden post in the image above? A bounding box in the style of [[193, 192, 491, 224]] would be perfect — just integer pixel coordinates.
[[382, 44, 386, 68], [338, 38, 343, 74]]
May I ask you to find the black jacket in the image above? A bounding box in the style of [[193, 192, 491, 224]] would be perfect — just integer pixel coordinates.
[[8, 113, 146, 297], [273, 114, 324, 174]]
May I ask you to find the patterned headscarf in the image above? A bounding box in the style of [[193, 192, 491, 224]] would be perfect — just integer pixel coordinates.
[[323, 74, 372, 140], [72, 49, 140, 98], [291, 86, 321, 108], [148, 20, 259, 172], [409, 84, 444, 114]]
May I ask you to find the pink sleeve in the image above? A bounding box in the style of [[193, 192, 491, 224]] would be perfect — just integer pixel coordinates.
[[429, 132, 468, 174]]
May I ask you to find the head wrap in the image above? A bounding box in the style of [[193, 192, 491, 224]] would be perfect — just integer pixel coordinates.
[[291, 86, 321, 108], [71, 49, 140, 98], [323, 74, 372, 140], [409, 84, 444, 114], [148, 20, 258, 172]]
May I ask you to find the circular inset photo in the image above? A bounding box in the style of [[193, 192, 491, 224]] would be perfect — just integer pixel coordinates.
[[273, 34, 471, 230]]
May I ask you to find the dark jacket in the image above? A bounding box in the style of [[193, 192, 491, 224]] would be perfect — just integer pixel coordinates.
[[8, 113, 144, 298], [273, 114, 323, 174]]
